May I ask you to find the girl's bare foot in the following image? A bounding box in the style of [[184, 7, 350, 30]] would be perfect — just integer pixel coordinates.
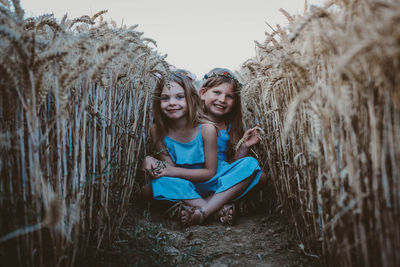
[[215, 204, 236, 225], [181, 207, 205, 227]]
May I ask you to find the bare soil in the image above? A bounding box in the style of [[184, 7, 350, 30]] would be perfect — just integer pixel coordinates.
[[93, 202, 321, 267]]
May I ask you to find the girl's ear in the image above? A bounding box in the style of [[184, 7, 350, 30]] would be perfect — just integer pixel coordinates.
[[199, 88, 206, 99]]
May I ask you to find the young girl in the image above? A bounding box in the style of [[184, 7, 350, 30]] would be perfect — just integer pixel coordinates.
[[143, 70, 240, 225], [195, 67, 268, 223], [143, 68, 265, 226], [142, 71, 218, 206]]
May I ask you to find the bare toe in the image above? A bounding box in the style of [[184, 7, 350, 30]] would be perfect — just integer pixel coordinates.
[[217, 204, 236, 225], [181, 209, 189, 225], [181, 207, 205, 227]]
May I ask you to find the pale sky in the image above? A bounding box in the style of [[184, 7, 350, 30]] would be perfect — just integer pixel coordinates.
[[20, 0, 324, 77]]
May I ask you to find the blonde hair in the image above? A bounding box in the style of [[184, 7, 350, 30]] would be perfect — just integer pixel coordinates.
[[174, 68, 197, 83], [152, 71, 202, 146], [201, 68, 244, 161]]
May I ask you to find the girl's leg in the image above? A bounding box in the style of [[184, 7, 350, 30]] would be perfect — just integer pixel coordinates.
[[259, 172, 267, 186], [183, 197, 208, 208], [201, 173, 253, 218], [181, 194, 214, 225], [181, 172, 256, 226], [183, 193, 213, 207]]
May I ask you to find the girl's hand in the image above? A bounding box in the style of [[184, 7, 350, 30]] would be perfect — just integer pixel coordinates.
[[142, 156, 157, 171], [241, 126, 261, 148], [151, 162, 174, 179], [142, 156, 165, 179]]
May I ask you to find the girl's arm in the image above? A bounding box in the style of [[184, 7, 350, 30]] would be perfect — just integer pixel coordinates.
[[152, 123, 218, 182], [150, 124, 175, 165], [234, 126, 261, 160], [142, 125, 175, 174]]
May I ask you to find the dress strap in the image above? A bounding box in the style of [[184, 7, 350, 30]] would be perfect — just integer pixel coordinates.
[[197, 124, 204, 141]]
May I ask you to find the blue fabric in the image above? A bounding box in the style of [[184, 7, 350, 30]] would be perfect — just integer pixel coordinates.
[[152, 125, 205, 200], [164, 131, 205, 167], [201, 129, 262, 201], [151, 126, 262, 202]]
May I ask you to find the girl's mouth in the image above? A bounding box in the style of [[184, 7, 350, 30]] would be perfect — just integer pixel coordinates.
[[214, 104, 226, 110], [167, 109, 181, 113]]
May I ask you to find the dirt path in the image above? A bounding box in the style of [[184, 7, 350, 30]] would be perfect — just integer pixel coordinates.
[[160, 215, 317, 266], [95, 205, 320, 266]]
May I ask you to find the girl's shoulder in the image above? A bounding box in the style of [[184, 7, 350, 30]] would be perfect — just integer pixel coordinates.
[[200, 123, 217, 137]]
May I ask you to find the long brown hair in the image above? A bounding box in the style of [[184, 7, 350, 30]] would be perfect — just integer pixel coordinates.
[[201, 68, 244, 161], [152, 71, 202, 146]]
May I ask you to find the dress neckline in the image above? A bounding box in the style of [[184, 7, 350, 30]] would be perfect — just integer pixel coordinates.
[[165, 125, 201, 145]]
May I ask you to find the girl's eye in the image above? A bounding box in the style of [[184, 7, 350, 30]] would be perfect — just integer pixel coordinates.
[[226, 95, 233, 100], [176, 94, 185, 100], [161, 96, 169, 101], [213, 90, 221, 95]]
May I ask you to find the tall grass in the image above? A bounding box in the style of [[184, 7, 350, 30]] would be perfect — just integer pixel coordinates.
[[239, 0, 400, 266], [0, 1, 168, 266], [2, 0, 399, 266]]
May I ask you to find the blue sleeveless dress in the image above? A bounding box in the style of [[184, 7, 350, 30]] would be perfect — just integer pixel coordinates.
[[152, 125, 209, 201], [152, 125, 261, 201], [196, 128, 262, 201]]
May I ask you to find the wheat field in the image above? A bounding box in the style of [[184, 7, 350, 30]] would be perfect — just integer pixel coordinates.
[[1, 0, 399, 266], [239, 0, 400, 266], [0, 1, 168, 265]]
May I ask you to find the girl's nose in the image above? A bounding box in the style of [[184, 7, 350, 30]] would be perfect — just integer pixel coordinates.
[[169, 97, 178, 105]]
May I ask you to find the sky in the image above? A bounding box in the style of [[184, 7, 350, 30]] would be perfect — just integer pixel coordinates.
[[20, 0, 324, 77]]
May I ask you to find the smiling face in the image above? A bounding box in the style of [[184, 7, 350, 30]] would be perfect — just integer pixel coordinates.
[[160, 81, 187, 121], [200, 82, 234, 121]]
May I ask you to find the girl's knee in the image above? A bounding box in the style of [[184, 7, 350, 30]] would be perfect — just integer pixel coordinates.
[[243, 157, 262, 169], [142, 156, 156, 170], [142, 156, 151, 169], [259, 172, 267, 185], [144, 155, 156, 162]]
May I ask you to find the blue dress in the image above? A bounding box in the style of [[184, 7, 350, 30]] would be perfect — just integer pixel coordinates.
[[152, 125, 261, 201], [197, 128, 261, 201], [152, 125, 208, 200]]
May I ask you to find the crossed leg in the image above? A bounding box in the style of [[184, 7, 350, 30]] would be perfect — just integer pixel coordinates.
[[181, 172, 256, 226]]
